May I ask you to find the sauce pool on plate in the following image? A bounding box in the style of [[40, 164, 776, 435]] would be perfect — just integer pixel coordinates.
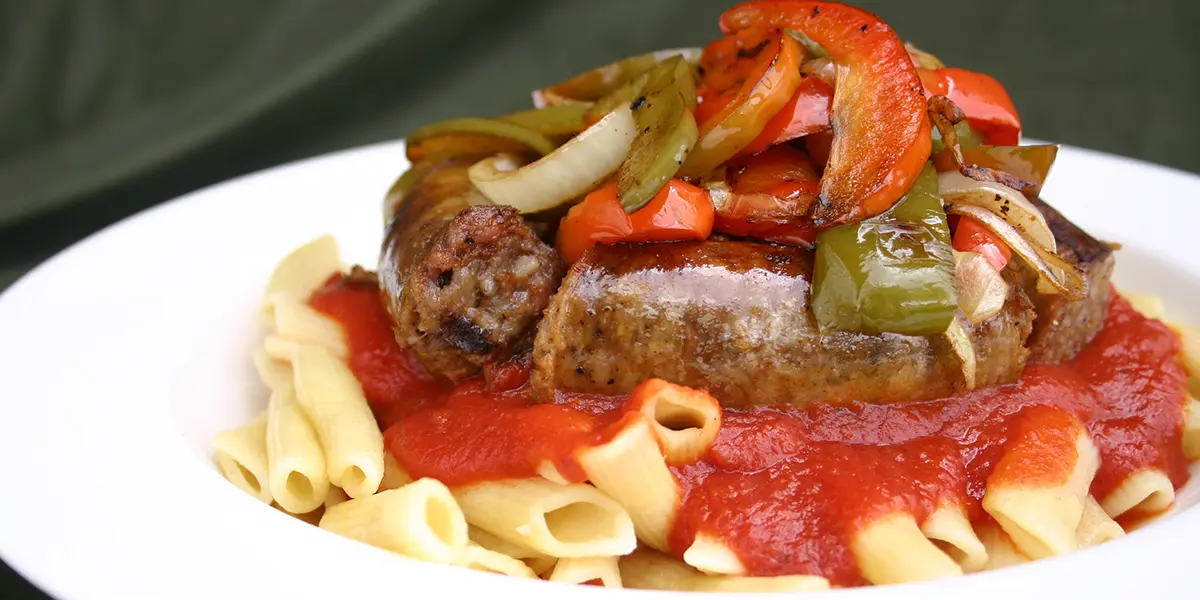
[[311, 274, 1188, 586]]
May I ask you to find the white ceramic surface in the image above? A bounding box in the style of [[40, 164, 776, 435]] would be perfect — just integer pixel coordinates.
[[1, 141, 1198, 600]]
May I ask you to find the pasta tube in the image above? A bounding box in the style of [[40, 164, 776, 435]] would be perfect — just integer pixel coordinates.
[[453, 478, 636, 558], [1099, 469, 1174, 518], [920, 502, 987, 572], [292, 343, 384, 498], [456, 543, 538, 578], [260, 235, 341, 323], [267, 386, 330, 513], [319, 478, 468, 564], [982, 407, 1098, 559], [851, 511, 962, 584], [1075, 495, 1124, 547], [625, 379, 721, 464], [574, 415, 679, 551], [271, 300, 348, 358], [682, 533, 746, 575], [620, 547, 829, 592], [549, 556, 623, 587], [252, 347, 293, 393], [212, 412, 272, 504]]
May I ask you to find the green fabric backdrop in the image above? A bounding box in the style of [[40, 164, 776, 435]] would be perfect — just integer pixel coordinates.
[[1, 0, 1197, 596]]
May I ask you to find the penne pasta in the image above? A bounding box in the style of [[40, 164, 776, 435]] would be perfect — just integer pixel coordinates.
[[1173, 324, 1200, 397], [1099, 469, 1175, 519], [976, 521, 1029, 571], [851, 511, 962, 585], [319, 478, 468, 564], [260, 235, 342, 323], [453, 478, 636, 558], [266, 386, 330, 514], [457, 542, 539, 578], [273, 501, 324, 527], [263, 335, 301, 363], [535, 460, 571, 485], [573, 415, 679, 551], [1075, 495, 1124, 548], [982, 408, 1098, 559], [212, 412, 273, 504], [1183, 396, 1200, 460], [1122, 291, 1165, 320], [468, 525, 551, 562], [920, 502, 988, 572], [270, 301, 348, 358], [252, 347, 293, 393], [624, 379, 721, 464], [323, 486, 349, 510], [682, 533, 746, 576], [380, 453, 414, 491], [620, 547, 829, 592], [524, 556, 560, 577], [292, 343, 384, 498], [549, 556, 623, 588]]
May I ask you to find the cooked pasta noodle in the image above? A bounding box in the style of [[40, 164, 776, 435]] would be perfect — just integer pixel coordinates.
[[266, 385, 330, 514], [457, 543, 539, 578], [626, 379, 721, 464], [976, 521, 1028, 571], [548, 556, 623, 587], [1099, 469, 1175, 518], [682, 533, 746, 576], [851, 511, 962, 585], [292, 343, 384, 498], [271, 300, 348, 358], [1075, 495, 1124, 547], [380, 453, 414, 491], [212, 412, 272, 504], [252, 347, 293, 393], [982, 409, 1098, 559], [920, 502, 987, 572], [620, 547, 830, 592], [1183, 396, 1200, 460], [573, 415, 678, 552], [319, 478, 468, 564], [260, 235, 342, 323], [453, 478, 636, 558]]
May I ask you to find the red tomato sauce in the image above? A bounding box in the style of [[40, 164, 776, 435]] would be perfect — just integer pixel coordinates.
[[310, 277, 1189, 587], [308, 273, 451, 427]]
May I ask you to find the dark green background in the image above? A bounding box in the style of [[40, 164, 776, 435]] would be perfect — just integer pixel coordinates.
[[1, 0, 1196, 597]]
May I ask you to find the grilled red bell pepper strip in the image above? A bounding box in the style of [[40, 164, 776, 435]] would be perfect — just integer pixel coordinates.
[[739, 75, 834, 156], [918, 67, 1021, 146], [720, 1, 932, 225], [709, 145, 820, 246], [556, 180, 714, 264], [953, 215, 1012, 271], [679, 33, 804, 177]]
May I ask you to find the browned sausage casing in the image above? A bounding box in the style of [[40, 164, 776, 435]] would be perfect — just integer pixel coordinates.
[[531, 240, 1034, 408], [1022, 197, 1114, 363], [380, 159, 564, 381]]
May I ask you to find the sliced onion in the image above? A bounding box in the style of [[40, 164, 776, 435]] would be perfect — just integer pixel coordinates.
[[946, 204, 1087, 299], [955, 250, 1009, 324], [939, 171, 1056, 251], [467, 106, 637, 213], [945, 316, 977, 391]]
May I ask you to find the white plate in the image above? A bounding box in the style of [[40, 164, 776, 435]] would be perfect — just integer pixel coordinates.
[[1, 141, 1198, 600]]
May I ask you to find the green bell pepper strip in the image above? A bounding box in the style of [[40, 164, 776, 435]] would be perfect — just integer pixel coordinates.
[[812, 163, 958, 336], [615, 56, 700, 213], [406, 118, 557, 156], [536, 47, 701, 106], [498, 104, 589, 137]]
